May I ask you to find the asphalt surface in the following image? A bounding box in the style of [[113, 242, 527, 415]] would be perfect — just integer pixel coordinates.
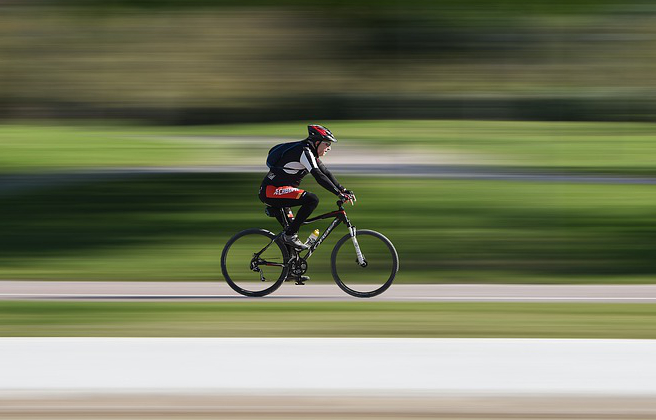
[[3, 281, 656, 302]]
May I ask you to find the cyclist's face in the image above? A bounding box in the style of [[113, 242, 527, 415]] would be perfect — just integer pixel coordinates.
[[317, 141, 332, 156]]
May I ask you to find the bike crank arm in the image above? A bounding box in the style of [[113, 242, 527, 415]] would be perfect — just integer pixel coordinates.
[[349, 226, 367, 267]]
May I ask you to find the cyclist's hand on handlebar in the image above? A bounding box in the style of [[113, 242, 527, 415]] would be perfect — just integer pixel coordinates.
[[339, 191, 357, 205]]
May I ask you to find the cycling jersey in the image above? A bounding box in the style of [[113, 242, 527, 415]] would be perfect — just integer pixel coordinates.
[[261, 139, 343, 195]]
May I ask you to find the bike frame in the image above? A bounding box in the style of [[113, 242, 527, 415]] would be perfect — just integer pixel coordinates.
[[300, 205, 351, 259], [255, 200, 365, 267]]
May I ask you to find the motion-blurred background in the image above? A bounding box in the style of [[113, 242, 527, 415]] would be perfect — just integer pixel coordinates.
[[4, 0, 656, 123], [2, 0, 656, 284]]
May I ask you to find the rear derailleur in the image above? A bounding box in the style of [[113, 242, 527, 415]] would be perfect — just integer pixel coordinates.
[[250, 256, 267, 282]]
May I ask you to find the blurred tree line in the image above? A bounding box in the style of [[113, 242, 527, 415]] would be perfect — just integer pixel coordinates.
[[1, 0, 655, 124]]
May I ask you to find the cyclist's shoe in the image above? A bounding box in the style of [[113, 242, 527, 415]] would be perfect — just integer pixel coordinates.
[[281, 233, 309, 250]]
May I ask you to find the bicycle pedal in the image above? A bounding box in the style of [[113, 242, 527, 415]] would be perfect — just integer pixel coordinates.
[[291, 275, 310, 285]]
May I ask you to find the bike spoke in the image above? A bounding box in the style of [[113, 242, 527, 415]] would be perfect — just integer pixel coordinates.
[[222, 229, 289, 296], [331, 230, 398, 298]]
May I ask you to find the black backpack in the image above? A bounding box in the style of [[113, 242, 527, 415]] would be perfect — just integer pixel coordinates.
[[266, 141, 304, 170]]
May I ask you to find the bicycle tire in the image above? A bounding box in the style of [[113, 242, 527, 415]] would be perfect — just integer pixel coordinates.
[[221, 228, 289, 297], [331, 229, 399, 298]]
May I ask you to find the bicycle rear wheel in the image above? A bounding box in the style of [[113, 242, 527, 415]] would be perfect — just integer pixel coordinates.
[[331, 229, 399, 298], [221, 228, 289, 297]]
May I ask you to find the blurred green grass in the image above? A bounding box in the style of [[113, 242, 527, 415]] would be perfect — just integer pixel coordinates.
[[3, 120, 656, 174], [2, 173, 656, 283], [0, 124, 237, 173], [2, 301, 656, 338]]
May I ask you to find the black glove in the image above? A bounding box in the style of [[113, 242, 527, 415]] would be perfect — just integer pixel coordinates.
[[338, 191, 357, 204]]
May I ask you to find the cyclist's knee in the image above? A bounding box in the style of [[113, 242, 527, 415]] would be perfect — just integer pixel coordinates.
[[303, 192, 319, 208]]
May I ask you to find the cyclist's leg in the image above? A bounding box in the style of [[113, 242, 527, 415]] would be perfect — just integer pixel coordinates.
[[259, 186, 300, 230], [272, 207, 293, 230], [285, 192, 318, 235], [260, 186, 319, 235]]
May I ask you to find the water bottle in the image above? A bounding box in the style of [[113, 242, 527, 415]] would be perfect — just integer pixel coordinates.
[[305, 229, 320, 246]]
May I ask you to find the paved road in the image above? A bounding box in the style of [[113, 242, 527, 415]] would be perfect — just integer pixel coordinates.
[[3, 281, 656, 302]]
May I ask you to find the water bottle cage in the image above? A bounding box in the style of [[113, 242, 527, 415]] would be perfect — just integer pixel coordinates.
[[305, 238, 317, 247]]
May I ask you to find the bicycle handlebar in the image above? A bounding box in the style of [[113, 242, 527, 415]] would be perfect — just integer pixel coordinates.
[[337, 192, 357, 208], [337, 198, 355, 208]]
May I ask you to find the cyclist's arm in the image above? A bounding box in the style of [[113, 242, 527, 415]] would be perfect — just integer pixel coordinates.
[[317, 159, 344, 192], [300, 148, 341, 195]]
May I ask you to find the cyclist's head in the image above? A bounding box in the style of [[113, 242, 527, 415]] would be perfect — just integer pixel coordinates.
[[307, 124, 337, 143]]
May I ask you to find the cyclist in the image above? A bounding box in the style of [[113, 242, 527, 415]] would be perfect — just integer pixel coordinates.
[[259, 124, 355, 250]]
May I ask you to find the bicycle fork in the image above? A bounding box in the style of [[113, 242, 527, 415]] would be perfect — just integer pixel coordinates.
[[349, 226, 368, 267]]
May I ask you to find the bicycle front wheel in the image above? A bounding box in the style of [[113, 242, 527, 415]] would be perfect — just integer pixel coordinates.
[[331, 229, 399, 298], [221, 228, 289, 297]]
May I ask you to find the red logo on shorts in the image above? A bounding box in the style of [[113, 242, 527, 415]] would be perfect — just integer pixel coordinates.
[[266, 185, 305, 199], [274, 187, 299, 196]]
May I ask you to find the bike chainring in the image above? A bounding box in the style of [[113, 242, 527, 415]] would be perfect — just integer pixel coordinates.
[[290, 256, 308, 276]]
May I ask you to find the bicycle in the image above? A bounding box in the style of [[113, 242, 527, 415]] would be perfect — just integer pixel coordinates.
[[221, 198, 399, 298]]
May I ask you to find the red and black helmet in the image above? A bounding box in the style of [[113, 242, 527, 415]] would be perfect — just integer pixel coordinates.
[[307, 124, 337, 142]]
